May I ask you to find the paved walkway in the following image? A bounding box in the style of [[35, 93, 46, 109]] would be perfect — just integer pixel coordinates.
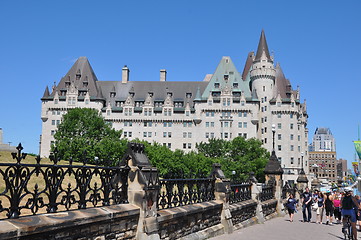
[[210, 211, 352, 240]]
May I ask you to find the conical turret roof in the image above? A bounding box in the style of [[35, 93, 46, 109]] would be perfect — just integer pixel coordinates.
[[254, 30, 272, 62]]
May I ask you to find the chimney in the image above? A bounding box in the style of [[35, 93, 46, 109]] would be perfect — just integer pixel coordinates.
[[122, 65, 130, 84], [160, 69, 167, 82]]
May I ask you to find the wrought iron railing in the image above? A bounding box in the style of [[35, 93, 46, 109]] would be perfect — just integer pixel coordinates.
[[259, 184, 274, 202], [282, 182, 296, 199], [0, 144, 129, 219], [158, 178, 215, 210], [229, 182, 252, 204]]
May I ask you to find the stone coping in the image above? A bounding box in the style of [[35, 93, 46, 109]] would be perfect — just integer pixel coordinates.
[[260, 198, 278, 206], [157, 200, 223, 222], [0, 204, 140, 239], [229, 199, 257, 212]]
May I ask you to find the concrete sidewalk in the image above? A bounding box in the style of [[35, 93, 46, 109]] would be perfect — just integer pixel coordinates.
[[210, 211, 351, 240]]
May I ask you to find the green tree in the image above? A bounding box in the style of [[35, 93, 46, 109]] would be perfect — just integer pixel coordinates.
[[53, 108, 127, 165], [196, 137, 269, 181]]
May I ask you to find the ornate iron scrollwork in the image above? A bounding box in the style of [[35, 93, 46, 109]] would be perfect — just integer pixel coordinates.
[[0, 144, 130, 219]]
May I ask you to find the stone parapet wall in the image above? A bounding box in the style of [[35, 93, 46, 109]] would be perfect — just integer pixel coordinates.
[[0, 204, 140, 240], [229, 199, 258, 226], [157, 200, 223, 240]]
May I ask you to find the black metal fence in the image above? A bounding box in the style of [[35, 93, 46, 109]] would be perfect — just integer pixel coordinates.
[[259, 184, 274, 202], [0, 144, 129, 219], [229, 182, 252, 204], [157, 177, 215, 210]]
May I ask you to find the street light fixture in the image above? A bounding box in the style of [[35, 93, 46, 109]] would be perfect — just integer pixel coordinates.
[[272, 124, 276, 152]]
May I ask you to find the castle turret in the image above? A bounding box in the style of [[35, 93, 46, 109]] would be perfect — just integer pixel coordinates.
[[250, 30, 276, 99]]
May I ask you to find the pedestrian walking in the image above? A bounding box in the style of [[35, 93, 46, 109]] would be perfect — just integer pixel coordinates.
[[333, 194, 341, 224], [301, 187, 312, 222], [324, 190, 334, 225], [286, 193, 298, 222], [316, 191, 324, 224]]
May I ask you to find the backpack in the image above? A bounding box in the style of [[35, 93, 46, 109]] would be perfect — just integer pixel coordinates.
[[342, 195, 353, 210]]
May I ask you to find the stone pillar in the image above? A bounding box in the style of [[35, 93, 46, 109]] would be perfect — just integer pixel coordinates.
[[264, 150, 285, 216], [211, 163, 233, 234], [296, 168, 309, 193], [121, 143, 160, 240], [249, 172, 265, 223]]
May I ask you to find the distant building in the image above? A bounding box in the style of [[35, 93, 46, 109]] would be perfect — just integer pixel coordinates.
[[40, 31, 309, 184], [337, 158, 348, 180], [309, 128, 338, 184], [0, 128, 16, 152]]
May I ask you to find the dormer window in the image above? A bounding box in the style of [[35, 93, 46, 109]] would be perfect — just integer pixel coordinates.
[[110, 92, 116, 98], [214, 83, 220, 89], [83, 81, 88, 87], [65, 81, 70, 87], [224, 75, 229, 81], [233, 82, 238, 88], [186, 92, 192, 98]]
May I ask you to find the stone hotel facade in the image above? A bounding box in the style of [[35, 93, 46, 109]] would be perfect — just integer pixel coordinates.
[[40, 31, 309, 184]]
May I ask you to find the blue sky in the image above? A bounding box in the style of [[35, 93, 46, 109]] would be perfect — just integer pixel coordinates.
[[0, 1, 360, 167]]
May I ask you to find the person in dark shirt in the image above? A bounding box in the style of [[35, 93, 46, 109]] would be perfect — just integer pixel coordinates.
[[301, 187, 312, 222], [341, 189, 360, 240], [286, 193, 298, 222]]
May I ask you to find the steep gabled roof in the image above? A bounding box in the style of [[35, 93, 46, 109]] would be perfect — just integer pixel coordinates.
[[241, 52, 254, 81], [56, 57, 99, 97], [201, 57, 252, 99], [254, 30, 272, 63], [275, 63, 292, 99]]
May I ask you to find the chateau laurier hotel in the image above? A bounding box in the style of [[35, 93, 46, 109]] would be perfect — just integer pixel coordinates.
[[40, 31, 309, 184]]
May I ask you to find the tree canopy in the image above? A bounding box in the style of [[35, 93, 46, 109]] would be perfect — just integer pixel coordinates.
[[196, 137, 269, 181], [53, 108, 127, 165]]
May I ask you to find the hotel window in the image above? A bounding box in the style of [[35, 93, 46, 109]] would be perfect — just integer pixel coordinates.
[[290, 113, 293, 119], [206, 112, 210, 117], [243, 133, 247, 139], [183, 143, 187, 149], [51, 130, 55, 136], [188, 143, 192, 149], [290, 134, 294, 140], [210, 132, 215, 138], [143, 132, 147, 137], [128, 132, 132, 137], [291, 158, 294, 164], [290, 123, 294, 129], [290, 145, 294, 151], [183, 132, 187, 138], [211, 122, 215, 127], [188, 132, 192, 138], [241, 101, 245, 106], [168, 143, 171, 148], [211, 111, 215, 117], [278, 123, 282, 129], [278, 134, 281, 140], [56, 120, 60, 126], [163, 132, 167, 138], [278, 145, 282, 151], [148, 132, 152, 137], [238, 122, 242, 128], [206, 122, 209, 128], [224, 132, 229, 138], [206, 132, 209, 138], [243, 122, 247, 128], [277, 113, 281, 118], [168, 132, 172, 138], [244, 112, 247, 117], [52, 120, 55, 125]]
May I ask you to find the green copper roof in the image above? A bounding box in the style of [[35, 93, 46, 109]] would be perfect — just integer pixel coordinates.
[[201, 57, 252, 99]]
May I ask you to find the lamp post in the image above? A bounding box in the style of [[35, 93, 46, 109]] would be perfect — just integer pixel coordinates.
[[301, 152, 304, 173], [272, 124, 276, 152]]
